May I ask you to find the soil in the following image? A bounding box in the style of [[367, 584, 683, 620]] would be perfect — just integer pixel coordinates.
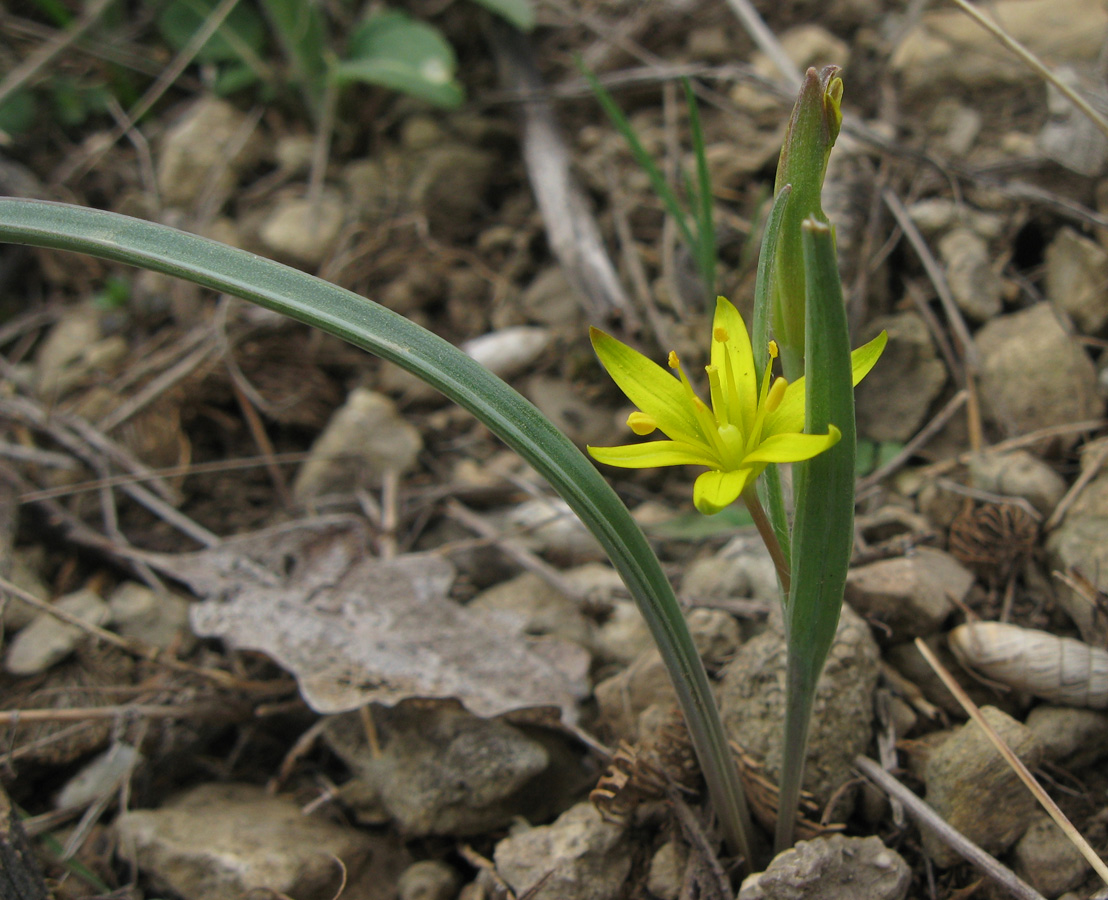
[[3, 1, 1108, 899]]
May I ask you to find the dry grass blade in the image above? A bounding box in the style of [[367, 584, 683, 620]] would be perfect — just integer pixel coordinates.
[[949, 0, 1108, 143], [854, 755, 1048, 900], [915, 637, 1108, 886]]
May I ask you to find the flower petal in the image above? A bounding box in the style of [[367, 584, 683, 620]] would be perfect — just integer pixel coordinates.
[[693, 468, 753, 515], [591, 328, 705, 443], [710, 297, 757, 431], [764, 331, 887, 434], [588, 440, 718, 469], [743, 426, 841, 464]]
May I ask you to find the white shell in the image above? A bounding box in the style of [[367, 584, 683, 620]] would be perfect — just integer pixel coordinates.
[[462, 327, 553, 378], [949, 622, 1108, 709]]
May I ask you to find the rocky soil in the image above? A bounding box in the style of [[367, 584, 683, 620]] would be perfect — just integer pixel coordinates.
[[4, 1, 1108, 899]]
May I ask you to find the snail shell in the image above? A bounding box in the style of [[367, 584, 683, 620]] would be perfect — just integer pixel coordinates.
[[948, 622, 1108, 709]]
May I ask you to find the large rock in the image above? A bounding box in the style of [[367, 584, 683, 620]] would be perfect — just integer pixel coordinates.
[[738, 835, 911, 900], [293, 389, 422, 502], [492, 802, 631, 900], [855, 312, 947, 442], [1046, 226, 1108, 334], [921, 706, 1041, 867], [1012, 813, 1091, 897], [324, 702, 578, 836], [115, 783, 371, 900], [717, 603, 880, 807], [975, 304, 1101, 448], [845, 548, 971, 641], [157, 97, 260, 207]]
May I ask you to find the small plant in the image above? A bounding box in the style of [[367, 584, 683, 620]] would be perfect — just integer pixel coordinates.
[[0, 65, 881, 866], [583, 68, 718, 301]]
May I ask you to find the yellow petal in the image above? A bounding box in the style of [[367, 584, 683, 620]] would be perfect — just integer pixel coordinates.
[[765, 332, 887, 434], [693, 468, 754, 515], [709, 297, 757, 431], [588, 440, 719, 470], [590, 328, 704, 443], [743, 426, 841, 465]]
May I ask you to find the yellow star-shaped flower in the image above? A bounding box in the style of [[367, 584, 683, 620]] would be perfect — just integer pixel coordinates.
[[588, 296, 887, 515]]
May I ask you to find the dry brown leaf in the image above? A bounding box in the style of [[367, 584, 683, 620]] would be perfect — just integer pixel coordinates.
[[142, 517, 589, 722]]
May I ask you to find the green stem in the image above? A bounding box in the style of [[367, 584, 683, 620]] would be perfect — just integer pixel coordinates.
[[775, 658, 816, 853], [741, 486, 789, 594]]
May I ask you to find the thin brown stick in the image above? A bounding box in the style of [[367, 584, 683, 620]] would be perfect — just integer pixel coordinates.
[[854, 755, 1048, 900], [914, 637, 1108, 886], [858, 390, 968, 491], [1044, 437, 1108, 531]]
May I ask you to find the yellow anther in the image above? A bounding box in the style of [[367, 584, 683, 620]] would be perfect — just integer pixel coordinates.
[[765, 376, 787, 412], [768, 340, 779, 360], [668, 350, 680, 369], [714, 326, 730, 343], [627, 411, 658, 435]]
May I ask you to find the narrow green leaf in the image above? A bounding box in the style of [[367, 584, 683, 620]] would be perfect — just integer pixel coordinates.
[[775, 217, 856, 853], [683, 79, 715, 297], [0, 198, 754, 863], [580, 64, 699, 261]]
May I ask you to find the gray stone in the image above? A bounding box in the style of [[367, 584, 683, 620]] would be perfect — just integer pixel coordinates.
[[907, 199, 1004, 239], [524, 376, 611, 450], [968, 449, 1066, 518], [646, 840, 688, 900], [717, 603, 880, 806], [109, 582, 192, 650], [855, 312, 947, 442], [1013, 813, 1090, 898], [891, 0, 1108, 94], [116, 783, 371, 900], [258, 190, 346, 266], [293, 388, 422, 502], [470, 571, 594, 651], [939, 228, 1003, 322], [325, 703, 553, 836], [56, 742, 141, 809], [501, 497, 604, 566], [1, 548, 50, 632], [845, 548, 971, 641], [738, 834, 911, 900], [408, 145, 496, 239], [397, 860, 460, 900], [5, 588, 110, 675], [681, 534, 779, 606], [1046, 227, 1108, 334], [157, 96, 259, 207], [975, 304, 1101, 449], [592, 599, 653, 666], [34, 304, 127, 398], [1040, 67, 1108, 178], [1026, 705, 1108, 769], [493, 802, 631, 900], [921, 706, 1041, 867], [507, 267, 582, 329]]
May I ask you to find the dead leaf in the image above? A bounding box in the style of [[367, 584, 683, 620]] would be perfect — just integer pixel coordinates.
[[141, 517, 589, 722]]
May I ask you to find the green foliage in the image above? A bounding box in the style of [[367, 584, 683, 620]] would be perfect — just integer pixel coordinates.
[[582, 67, 718, 299], [156, 0, 270, 97], [332, 10, 464, 109], [0, 90, 37, 138], [469, 0, 535, 30]]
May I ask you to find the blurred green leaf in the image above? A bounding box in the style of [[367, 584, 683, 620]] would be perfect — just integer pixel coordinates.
[[156, 0, 268, 64], [0, 90, 37, 137], [469, 0, 535, 30], [645, 505, 754, 541], [256, 0, 329, 110], [333, 10, 464, 108]]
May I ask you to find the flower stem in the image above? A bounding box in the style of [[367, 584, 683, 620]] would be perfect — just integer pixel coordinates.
[[742, 487, 790, 594]]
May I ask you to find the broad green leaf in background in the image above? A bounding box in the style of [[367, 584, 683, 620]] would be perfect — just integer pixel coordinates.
[[156, 0, 268, 65], [469, 0, 536, 31], [256, 0, 329, 110], [332, 10, 464, 109]]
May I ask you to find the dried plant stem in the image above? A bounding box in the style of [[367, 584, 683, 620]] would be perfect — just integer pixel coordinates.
[[854, 755, 1048, 900], [914, 637, 1108, 887], [949, 0, 1108, 143]]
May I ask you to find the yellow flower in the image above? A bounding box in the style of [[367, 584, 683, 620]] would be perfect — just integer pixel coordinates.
[[587, 296, 887, 515]]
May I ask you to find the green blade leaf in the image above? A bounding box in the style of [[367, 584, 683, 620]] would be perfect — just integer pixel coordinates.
[[333, 10, 464, 108], [776, 216, 857, 853], [0, 197, 753, 863]]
